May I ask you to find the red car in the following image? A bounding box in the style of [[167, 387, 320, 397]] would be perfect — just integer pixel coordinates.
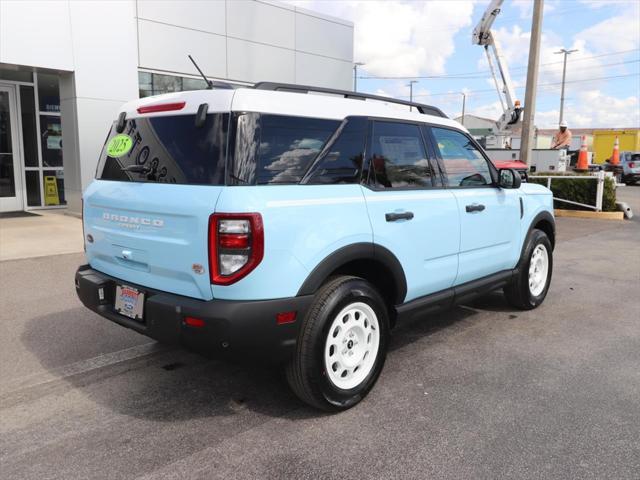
[[494, 160, 528, 181]]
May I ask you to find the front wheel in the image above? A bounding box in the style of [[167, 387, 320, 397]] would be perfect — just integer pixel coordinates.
[[285, 276, 390, 411], [504, 229, 553, 310]]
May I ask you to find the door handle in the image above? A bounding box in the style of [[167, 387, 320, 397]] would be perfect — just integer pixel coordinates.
[[385, 211, 414, 222], [465, 203, 485, 213]]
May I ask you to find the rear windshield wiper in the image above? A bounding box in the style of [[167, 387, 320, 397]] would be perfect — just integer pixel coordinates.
[[122, 164, 152, 174], [229, 174, 249, 184]]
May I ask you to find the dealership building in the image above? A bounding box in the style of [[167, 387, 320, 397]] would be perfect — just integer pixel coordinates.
[[0, 0, 354, 214]]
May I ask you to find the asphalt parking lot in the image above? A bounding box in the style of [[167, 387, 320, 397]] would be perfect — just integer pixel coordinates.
[[1, 188, 639, 480]]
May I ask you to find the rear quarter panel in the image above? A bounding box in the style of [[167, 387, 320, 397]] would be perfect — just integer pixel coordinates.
[[212, 185, 372, 300]]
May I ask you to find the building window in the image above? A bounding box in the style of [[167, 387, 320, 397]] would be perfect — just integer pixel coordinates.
[[138, 71, 238, 98], [37, 74, 60, 113], [40, 116, 63, 167], [42, 170, 65, 206], [21, 74, 64, 207], [19, 86, 39, 167], [25, 170, 41, 206], [0, 66, 33, 83]]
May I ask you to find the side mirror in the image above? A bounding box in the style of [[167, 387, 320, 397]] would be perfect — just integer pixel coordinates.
[[498, 168, 521, 189]]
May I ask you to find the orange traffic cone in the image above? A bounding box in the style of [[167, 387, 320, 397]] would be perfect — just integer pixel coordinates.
[[610, 136, 620, 165], [575, 135, 589, 171]]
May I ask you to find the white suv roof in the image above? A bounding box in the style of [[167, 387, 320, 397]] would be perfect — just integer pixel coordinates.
[[121, 83, 465, 132]]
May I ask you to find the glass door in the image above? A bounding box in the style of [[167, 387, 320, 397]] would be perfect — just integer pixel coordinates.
[[0, 84, 24, 212]]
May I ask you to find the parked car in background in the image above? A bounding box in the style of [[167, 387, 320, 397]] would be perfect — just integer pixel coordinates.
[[493, 159, 528, 181], [603, 151, 640, 184]]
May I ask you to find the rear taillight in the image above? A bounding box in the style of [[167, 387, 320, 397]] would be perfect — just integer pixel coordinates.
[[629, 162, 635, 168], [208, 213, 264, 285]]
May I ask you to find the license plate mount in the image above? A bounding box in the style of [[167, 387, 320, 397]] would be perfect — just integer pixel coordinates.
[[115, 285, 145, 321]]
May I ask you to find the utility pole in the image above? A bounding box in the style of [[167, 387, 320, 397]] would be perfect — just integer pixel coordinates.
[[407, 80, 418, 111], [554, 48, 578, 124], [353, 62, 365, 92], [460, 92, 466, 125], [519, 0, 544, 166]]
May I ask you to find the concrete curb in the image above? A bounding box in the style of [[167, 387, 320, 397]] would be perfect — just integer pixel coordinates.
[[554, 209, 625, 220]]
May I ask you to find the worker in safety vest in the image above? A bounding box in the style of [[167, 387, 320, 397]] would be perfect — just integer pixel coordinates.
[[551, 121, 572, 149]]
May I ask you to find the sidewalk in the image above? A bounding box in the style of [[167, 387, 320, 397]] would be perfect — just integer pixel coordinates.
[[0, 210, 84, 261]]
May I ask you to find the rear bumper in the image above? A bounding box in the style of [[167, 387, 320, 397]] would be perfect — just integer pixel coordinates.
[[75, 265, 312, 363]]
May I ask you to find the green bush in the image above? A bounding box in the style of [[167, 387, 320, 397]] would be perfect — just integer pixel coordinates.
[[529, 173, 617, 212]]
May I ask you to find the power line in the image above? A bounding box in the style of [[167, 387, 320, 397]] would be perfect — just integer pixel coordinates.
[[360, 59, 639, 81], [357, 48, 640, 80], [404, 72, 640, 99]]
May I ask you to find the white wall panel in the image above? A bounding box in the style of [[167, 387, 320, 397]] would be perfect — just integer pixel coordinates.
[[138, 20, 227, 78], [227, 38, 294, 83], [75, 98, 125, 189], [295, 12, 353, 61], [68, 0, 139, 101], [226, 0, 294, 49], [0, 0, 73, 71], [136, 0, 226, 35], [295, 52, 352, 90]]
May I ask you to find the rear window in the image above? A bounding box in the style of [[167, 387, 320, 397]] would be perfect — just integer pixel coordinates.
[[97, 113, 229, 185], [230, 114, 340, 185]]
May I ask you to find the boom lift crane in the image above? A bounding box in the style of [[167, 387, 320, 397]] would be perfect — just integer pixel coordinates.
[[472, 0, 523, 148]]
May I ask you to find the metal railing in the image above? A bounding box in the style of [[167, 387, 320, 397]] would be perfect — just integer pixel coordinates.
[[532, 171, 606, 211]]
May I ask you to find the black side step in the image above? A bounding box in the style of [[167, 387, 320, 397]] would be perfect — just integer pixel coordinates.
[[396, 269, 516, 322]]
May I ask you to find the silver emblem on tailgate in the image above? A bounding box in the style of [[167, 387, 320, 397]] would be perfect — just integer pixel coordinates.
[[102, 212, 164, 229]]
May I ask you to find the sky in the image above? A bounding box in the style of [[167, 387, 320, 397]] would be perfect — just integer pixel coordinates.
[[285, 0, 640, 129]]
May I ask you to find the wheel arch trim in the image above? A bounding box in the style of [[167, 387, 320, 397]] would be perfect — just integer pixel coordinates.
[[521, 210, 556, 267], [296, 242, 407, 305]]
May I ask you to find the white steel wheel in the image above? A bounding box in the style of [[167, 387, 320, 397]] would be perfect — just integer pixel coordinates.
[[528, 244, 549, 297], [324, 302, 380, 390]]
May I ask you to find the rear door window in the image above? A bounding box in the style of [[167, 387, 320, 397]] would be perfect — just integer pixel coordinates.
[[97, 113, 229, 185], [367, 121, 435, 189]]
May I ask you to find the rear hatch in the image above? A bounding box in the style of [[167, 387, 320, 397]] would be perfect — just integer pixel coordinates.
[[83, 93, 233, 300]]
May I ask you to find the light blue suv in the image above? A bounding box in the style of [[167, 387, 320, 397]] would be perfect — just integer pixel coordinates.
[[76, 83, 555, 411]]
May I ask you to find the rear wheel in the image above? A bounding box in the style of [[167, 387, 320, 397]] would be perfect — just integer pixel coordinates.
[[504, 229, 553, 310], [285, 276, 389, 411]]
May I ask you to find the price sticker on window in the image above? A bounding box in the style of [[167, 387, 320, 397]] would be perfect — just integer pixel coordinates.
[[107, 134, 133, 158]]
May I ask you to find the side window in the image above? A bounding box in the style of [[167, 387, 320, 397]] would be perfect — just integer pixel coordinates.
[[231, 114, 339, 185], [304, 117, 366, 184], [256, 115, 339, 184], [431, 127, 493, 187], [368, 121, 434, 189]]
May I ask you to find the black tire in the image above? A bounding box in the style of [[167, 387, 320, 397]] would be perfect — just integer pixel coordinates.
[[285, 275, 390, 411], [504, 229, 553, 310]]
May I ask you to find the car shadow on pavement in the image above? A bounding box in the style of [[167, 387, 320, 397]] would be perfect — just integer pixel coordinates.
[[389, 291, 517, 352], [19, 293, 515, 421], [19, 307, 318, 422]]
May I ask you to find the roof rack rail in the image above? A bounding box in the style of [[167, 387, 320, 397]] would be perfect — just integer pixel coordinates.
[[253, 82, 448, 118]]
